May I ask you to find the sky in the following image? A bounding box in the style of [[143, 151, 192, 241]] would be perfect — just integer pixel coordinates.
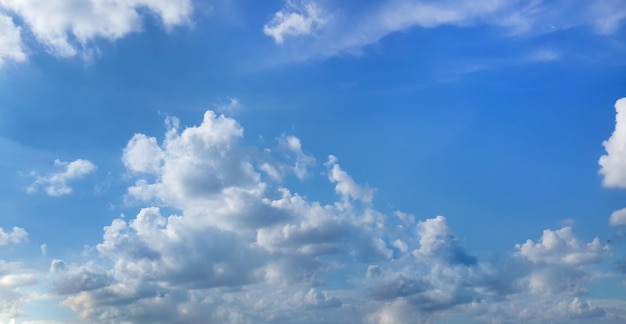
[[0, 0, 625, 323]]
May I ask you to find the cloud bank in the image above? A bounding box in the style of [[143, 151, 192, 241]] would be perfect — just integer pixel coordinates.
[[24, 108, 619, 323]]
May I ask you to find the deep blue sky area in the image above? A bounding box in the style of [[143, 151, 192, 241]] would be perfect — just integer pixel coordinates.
[[0, 1, 625, 323]]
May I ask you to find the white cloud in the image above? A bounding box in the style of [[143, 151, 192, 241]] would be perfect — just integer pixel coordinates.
[[263, 0, 328, 44], [599, 98, 626, 188], [28, 159, 96, 196], [326, 155, 374, 203], [123, 134, 164, 174], [0, 0, 192, 58], [0, 227, 27, 246], [609, 207, 626, 226], [0, 261, 40, 321], [263, 1, 626, 60], [0, 13, 26, 66], [413, 215, 477, 265], [516, 227, 607, 266]]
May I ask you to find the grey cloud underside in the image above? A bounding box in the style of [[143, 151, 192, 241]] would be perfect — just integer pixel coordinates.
[[43, 109, 621, 324]]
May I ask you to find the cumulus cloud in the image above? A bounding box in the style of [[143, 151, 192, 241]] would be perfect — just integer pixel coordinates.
[[413, 215, 477, 266], [516, 227, 607, 266], [0, 13, 26, 66], [28, 159, 96, 196], [0, 227, 27, 246], [599, 98, 626, 188], [0, 0, 192, 59], [263, 0, 328, 44]]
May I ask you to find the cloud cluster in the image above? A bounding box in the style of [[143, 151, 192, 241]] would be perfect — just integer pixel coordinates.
[[35, 109, 619, 323], [0, 0, 192, 61], [28, 159, 96, 197]]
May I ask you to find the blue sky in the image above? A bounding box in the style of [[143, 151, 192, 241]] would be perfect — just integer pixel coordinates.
[[0, 0, 626, 323]]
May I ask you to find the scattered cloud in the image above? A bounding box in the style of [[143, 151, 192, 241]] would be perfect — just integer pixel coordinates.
[[0, 227, 27, 246], [599, 98, 626, 188], [28, 159, 96, 196], [263, 0, 328, 44]]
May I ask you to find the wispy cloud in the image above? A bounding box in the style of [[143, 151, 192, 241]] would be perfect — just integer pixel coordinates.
[[263, 0, 328, 44], [263, 0, 626, 60], [28, 159, 96, 197]]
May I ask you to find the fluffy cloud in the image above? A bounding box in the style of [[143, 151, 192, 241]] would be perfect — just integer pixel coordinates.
[[28, 159, 96, 196], [599, 98, 626, 188], [0, 0, 192, 58], [0, 226, 27, 246], [609, 207, 626, 226], [0, 13, 26, 66], [516, 227, 607, 266], [263, 0, 328, 44]]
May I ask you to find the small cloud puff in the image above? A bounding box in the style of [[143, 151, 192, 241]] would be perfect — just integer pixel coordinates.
[[28, 159, 96, 197], [0, 226, 27, 246], [263, 0, 328, 44]]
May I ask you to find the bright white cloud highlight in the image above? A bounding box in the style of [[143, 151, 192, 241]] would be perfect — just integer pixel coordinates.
[[28, 159, 96, 196], [0, 0, 192, 58], [263, 0, 328, 44], [0, 227, 27, 246], [599, 98, 626, 188]]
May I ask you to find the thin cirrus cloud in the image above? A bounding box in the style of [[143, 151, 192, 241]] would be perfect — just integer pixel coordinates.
[[27, 159, 97, 197], [37, 107, 620, 323], [262, 0, 626, 59], [0, 0, 192, 60]]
